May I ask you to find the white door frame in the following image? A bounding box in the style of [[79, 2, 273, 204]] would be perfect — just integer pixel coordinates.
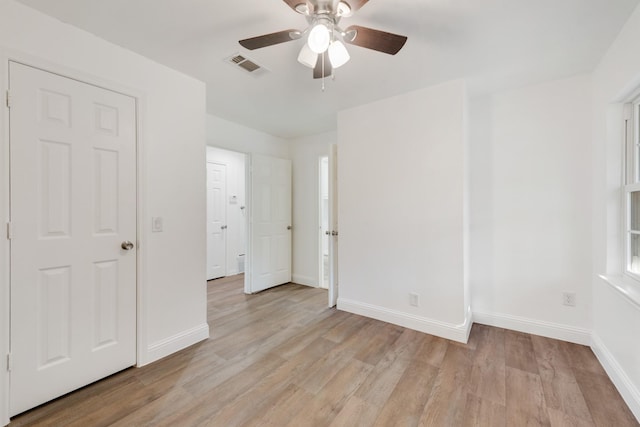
[[244, 153, 253, 294], [0, 51, 148, 426]]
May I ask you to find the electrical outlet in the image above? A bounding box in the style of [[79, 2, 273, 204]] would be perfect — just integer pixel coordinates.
[[562, 292, 576, 307], [409, 292, 419, 307]]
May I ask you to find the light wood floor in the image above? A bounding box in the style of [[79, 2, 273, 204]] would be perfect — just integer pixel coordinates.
[[11, 275, 639, 426]]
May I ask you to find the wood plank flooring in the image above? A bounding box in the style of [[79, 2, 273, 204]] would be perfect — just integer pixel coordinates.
[[10, 275, 639, 426]]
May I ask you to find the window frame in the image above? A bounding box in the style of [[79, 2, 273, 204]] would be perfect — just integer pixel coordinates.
[[624, 98, 640, 280]]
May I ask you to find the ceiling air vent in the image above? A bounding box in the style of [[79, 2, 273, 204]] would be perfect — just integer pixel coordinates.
[[225, 53, 269, 77]]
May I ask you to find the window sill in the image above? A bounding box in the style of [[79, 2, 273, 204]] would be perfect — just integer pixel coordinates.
[[599, 274, 640, 310]]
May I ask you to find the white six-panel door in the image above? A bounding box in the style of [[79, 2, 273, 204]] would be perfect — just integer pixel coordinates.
[[207, 162, 227, 280], [250, 154, 292, 293], [9, 62, 137, 416]]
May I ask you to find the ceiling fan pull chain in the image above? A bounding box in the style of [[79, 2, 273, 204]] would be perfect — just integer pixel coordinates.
[[322, 53, 326, 92]]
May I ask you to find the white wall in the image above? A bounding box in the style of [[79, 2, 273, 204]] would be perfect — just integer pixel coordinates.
[[289, 132, 335, 286], [206, 146, 246, 276], [337, 80, 471, 342], [0, 2, 208, 423], [592, 3, 640, 419], [469, 74, 593, 343], [207, 114, 290, 159]]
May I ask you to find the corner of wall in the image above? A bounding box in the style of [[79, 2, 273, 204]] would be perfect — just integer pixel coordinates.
[[473, 311, 591, 345], [591, 333, 640, 421], [141, 323, 210, 366], [292, 274, 318, 287], [338, 298, 473, 344]]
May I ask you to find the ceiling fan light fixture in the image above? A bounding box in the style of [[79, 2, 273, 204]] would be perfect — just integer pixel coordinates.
[[297, 43, 318, 68], [343, 28, 357, 43], [328, 40, 350, 68], [238, 1, 408, 84], [336, 1, 352, 17], [308, 22, 331, 53], [294, 3, 310, 15]]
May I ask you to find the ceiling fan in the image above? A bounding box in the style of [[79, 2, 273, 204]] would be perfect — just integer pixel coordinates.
[[238, 0, 408, 82]]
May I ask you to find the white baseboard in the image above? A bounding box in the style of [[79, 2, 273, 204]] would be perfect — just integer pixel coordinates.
[[591, 334, 640, 422], [292, 274, 317, 287], [142, 323, 210, 366], [473, 311, 591, 345], [337, 298, 473, 343]]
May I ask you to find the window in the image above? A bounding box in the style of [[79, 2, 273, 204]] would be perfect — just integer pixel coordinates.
[[625, 99, 640, 277]]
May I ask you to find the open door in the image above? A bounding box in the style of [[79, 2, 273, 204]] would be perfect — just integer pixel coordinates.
[[248, 154, 292, 293], [328, 144, 339, 307], [319, 156, 329, 289]]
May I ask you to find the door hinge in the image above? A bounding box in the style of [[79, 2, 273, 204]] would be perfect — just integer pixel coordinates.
[[5, 90, 10, 108], [6, 222, 13, 240], [6, 353, 11, 372]]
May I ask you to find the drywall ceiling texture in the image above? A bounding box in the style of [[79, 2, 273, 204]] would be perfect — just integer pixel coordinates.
[[16, 0, 640, 138]]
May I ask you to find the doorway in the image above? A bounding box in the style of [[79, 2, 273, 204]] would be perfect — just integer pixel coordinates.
[[206, 147, 247, 281], [206, 149, 292, 294]]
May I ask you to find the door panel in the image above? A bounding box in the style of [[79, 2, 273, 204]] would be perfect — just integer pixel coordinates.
[[37, 266, 71, 368], [93, 260, 119, 350], [9, 62, 137, 416], [250, 155, 292, 293], [207, 162, 227, 280], [328, 144, 339, 307]]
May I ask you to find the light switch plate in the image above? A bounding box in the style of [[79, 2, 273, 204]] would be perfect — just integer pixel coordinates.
[[152, 217, 163, 232]]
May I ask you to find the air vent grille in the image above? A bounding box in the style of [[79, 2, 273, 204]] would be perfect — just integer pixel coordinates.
[[231, 55, 245, 64], [238, 60, 260, 72], [225, 53, 269, 77]]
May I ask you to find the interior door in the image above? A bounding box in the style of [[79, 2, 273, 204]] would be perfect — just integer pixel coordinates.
[[9, 62, 137, 416], [319, 156, 329, 289], [250, 154, 292, 293], [207, 161, 227, 280], [328, 144, 339, 307]]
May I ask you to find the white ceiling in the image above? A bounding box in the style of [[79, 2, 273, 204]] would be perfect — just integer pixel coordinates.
[[17, 0, 639, 138]]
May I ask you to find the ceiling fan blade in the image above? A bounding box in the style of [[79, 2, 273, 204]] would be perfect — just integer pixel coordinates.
[[343, 25, 407, 55], [239, 29, 301, 50], [343, 0, 369, 12], [313, 52, 333, 79]]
